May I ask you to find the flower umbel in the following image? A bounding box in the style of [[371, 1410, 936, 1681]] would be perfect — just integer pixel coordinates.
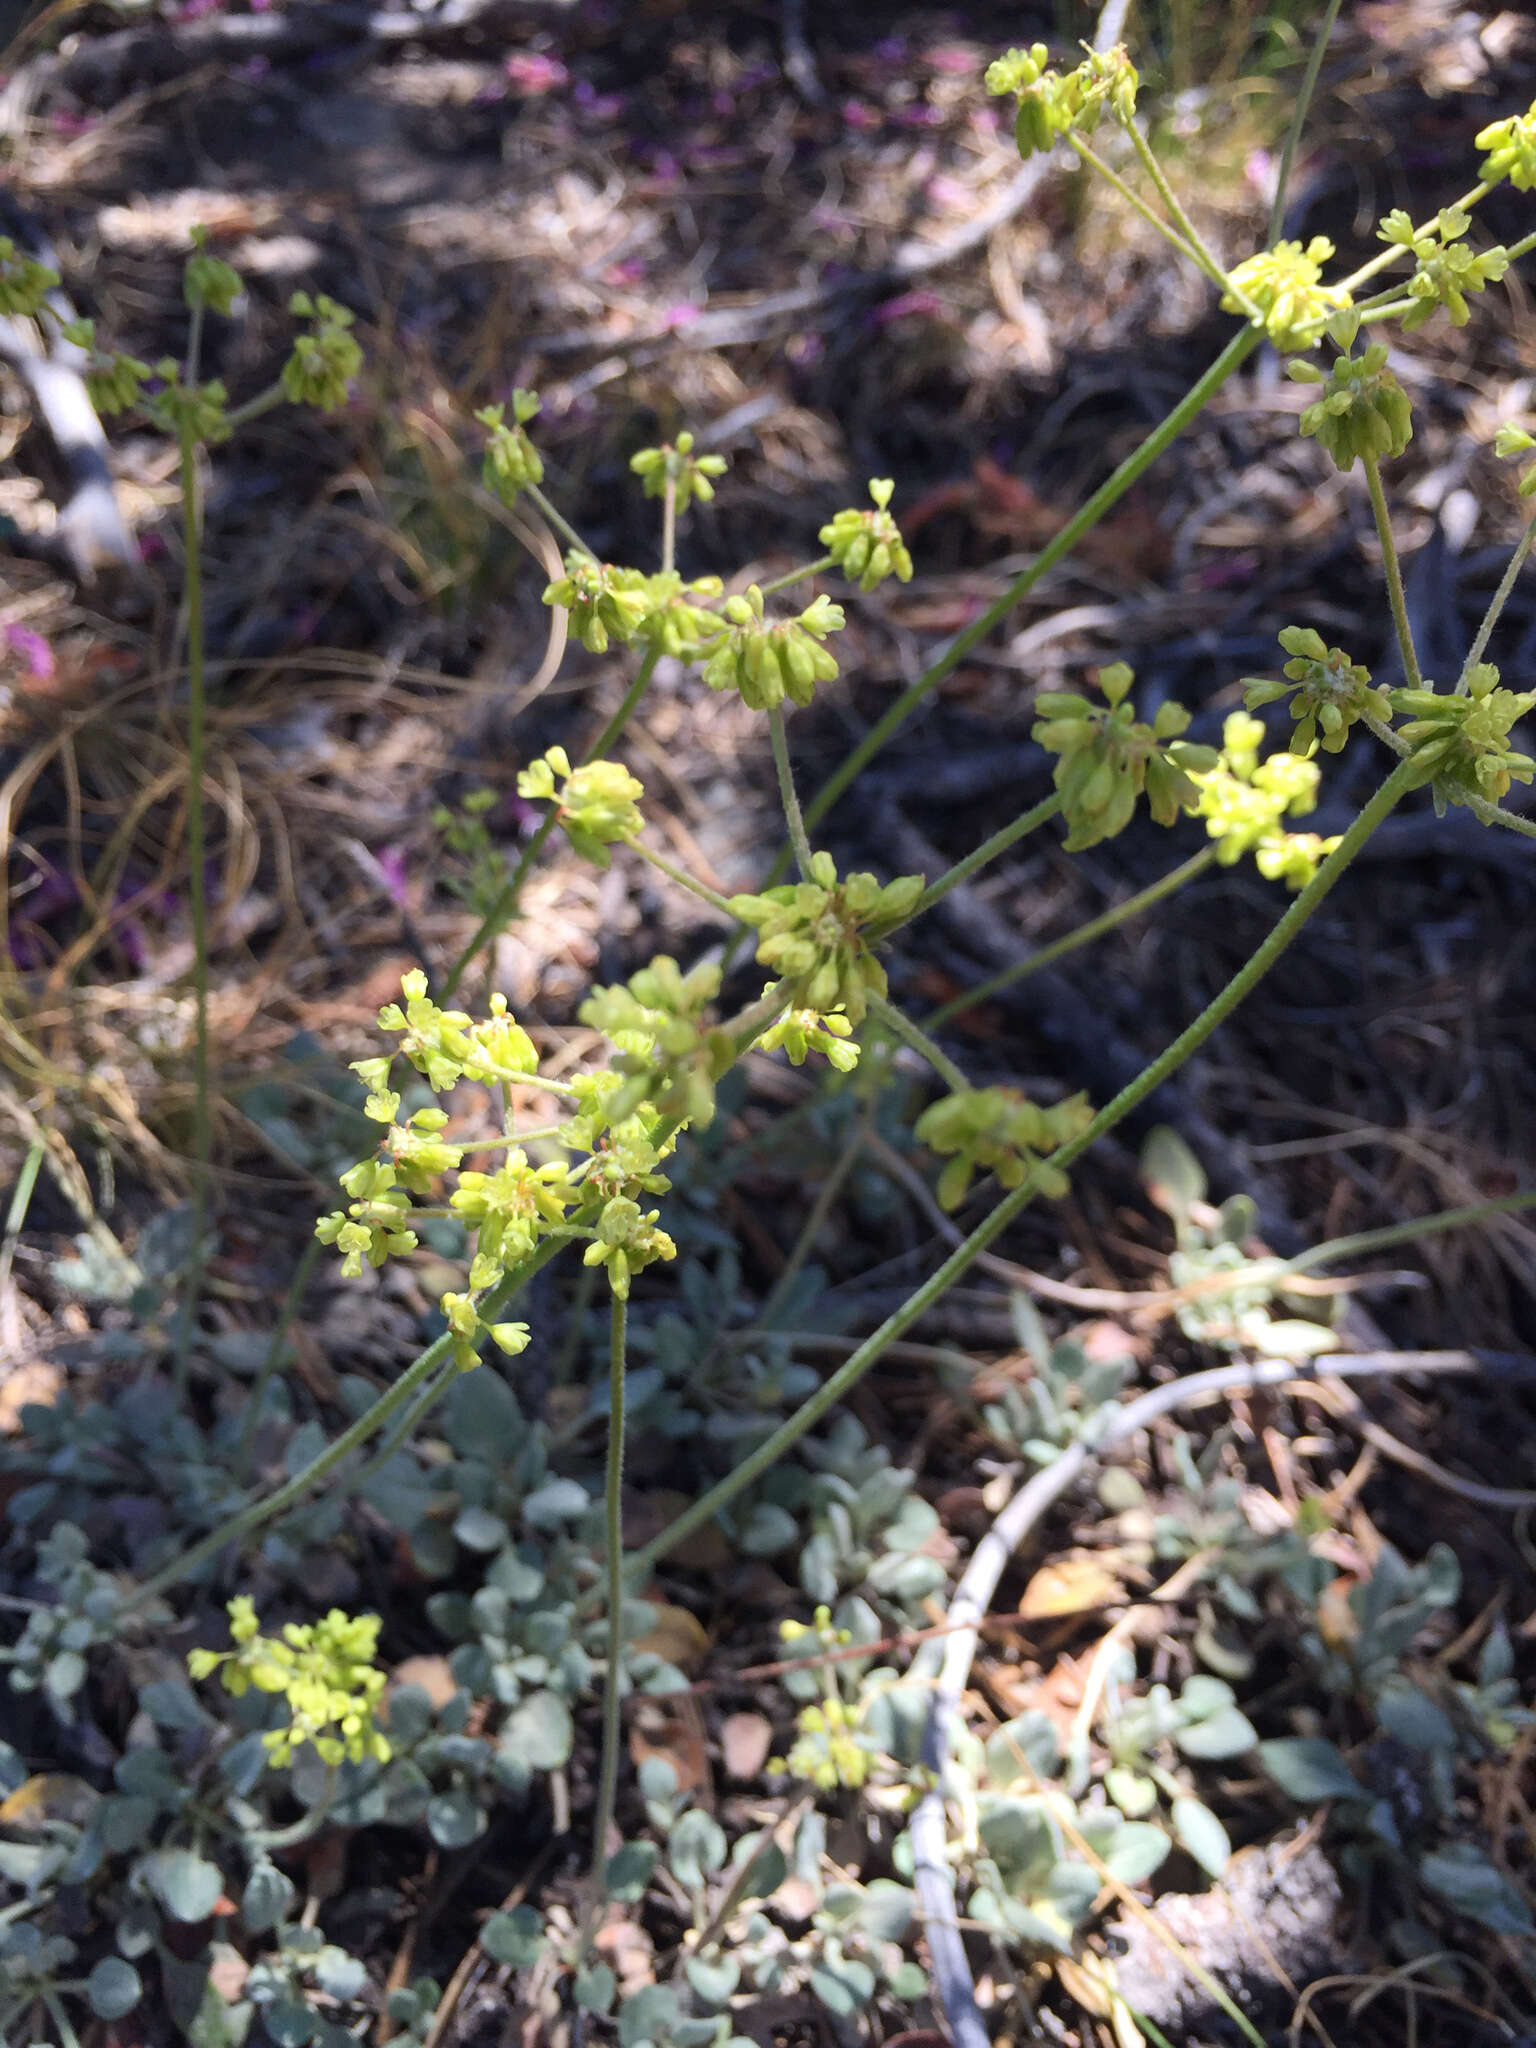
[[729, 854, 923, 1025], [820, 478, 914, 592], [281, 293, 362, 412], [701, 586, 846, 711], [477, 390, 543, 505], [1293, 344, 1413, 470], [1242, 627, 1389, 755], [542, 553, 652, 652], [1476, 98, 1536, 191], [1392, 665, 1536, 811], [914, 1086, 1093, 1211], [1032, 663, 1217, 851], [1189, 711, 1341, 888], [1221, 238, 1351, 352], [516, 746, 645, 866], [629, 429, 728, 514], [187, 1599, 390, 1769], [1377, 207, 1508, 332]]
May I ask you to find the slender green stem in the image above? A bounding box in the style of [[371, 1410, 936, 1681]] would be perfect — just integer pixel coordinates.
[[632, 838, 736, 916], [924, 846, 1216, 1032], [867, 993, 971, 1096], [589, 1289, 628, 1925], [235, 1235, 324, 1483], [755, 1109, 871, 1330], [347, 1360, 461, 1497], [768, 707, 815, 879], [798, 325, 1262, 843], [1285, 1189, 1536, 1276], [661, 473, 677, 578], [760, 554, 835, 597], [1362, 707, 1410, 757], [223, 384, 287, 434], [184, 303, 206, 388], [1338, 183, 1491, 292], [173, 419, 212, 1400], [904, 794, 1062, 920], [441, 648, 662, 996], [1361, 454, 1422, 690], [1124, 127, 1241, 304], [1457, 513, 1536, 691], [0, 1138, 42, 1301], [525, 481, 598, 561], [624, 756, 1421, 1581], [1474, 800, 1536, 842], [1268, 0, 1346, 246], [133, 1242, 564, 1607], [42, 1991, 83, 2048], [246, 1767, 337, 1852], [1068, 134, 1212, 280]]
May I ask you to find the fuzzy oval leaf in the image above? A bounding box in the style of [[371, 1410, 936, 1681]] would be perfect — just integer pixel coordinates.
[[1172, 1797, 1231, 1877], [481, 1906, 545, 1968], [87, 1957, 142, 2020], [1175, 1705, 1257, 1759], [146, 1848, 225, 1923], [1258, 1736, 1362, 1804], [500, 1691, 573, 1771]]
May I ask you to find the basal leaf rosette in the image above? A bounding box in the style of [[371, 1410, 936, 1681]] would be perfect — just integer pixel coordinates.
[[701, 586, 845, 711], [915, 1086, 1094, 1211], [1032, 663, 1217, 851], [728, 855, 923, 1025], [1393, 664, 1536, 811], [517, 746, 645, 867]]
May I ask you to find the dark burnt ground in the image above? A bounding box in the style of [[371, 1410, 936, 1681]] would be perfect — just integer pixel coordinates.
[[1, 3, 1535, 2044]]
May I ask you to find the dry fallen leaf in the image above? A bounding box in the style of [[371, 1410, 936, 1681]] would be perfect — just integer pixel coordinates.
[[388, 1656, 459, 1713], [719, 1712, 774, 1781], [629, 1699, 710, 1797], [632, 1602, 710, 1674], [1017, 1553, 1126, 1621]]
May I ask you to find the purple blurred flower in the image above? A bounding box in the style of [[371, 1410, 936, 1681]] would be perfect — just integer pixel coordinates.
[[573, 79, 626, 120], [891, 103, 943, 128], [842, 100, 882, 131], [375, 846, 411, 910], [605, 259, 647, 286], [6, 625, 54, 680], [737, 63, 781, 91], [662, 302, 702, 331], [786, 331, 824, 366], [49, 111, 97, 137], [875, 37, 908, 63], [926, 44, 978, 74], [505, 51, 568, 94], [870, 289, 945, 326]]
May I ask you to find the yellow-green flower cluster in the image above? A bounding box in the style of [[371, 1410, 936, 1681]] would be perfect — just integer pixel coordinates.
[[729, 855, 923, 1025], [579, 956, 732, 1126], [583, 1195, 676, 1300], [773, 1693, 875, 1792], [629, 429, 727, 513], [1495, 424, 1536, 499], [701, 586, 846, 711], [374, 972, 540, 1094], [281, 293, 361, 412], [1222, 238, 1351, 353], [543, 553, 652, 652], [1189, 712, 1340, 887], [1293, 344, 1413, 470], [477, 390, 543, 505], [72, 331, 152, 417], [452, 1150, 574, 1284], [984, 41, 1136, 159], [1476, 98, 1536, 190], [1032, 663, 1217, 851], [187, 1598, 390, 1769], [914, 1086, 1093, 1211], [1242, 627, 1389, 756], [439, 1290, 531, 1372], [145, 366, 232, 446], [1393, 664, 1536, 808], [516, 746, 644, 866], [0, 236, 57, 317], [633, 571, 726, 660], [757, 997, 860, 1073], [819, 479, 913, 593], [1377, 207, 1508, 332], [315, 1158, 417, 1276], [184, 227, 242, 317]]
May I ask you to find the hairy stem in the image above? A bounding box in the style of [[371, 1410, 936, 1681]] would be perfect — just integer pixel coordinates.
[[1267, 0, 1347, 245], [923, 846, 1216, 1032], [768, 706, 815, 879], [867, 993, 971, 1097], [1362, 453, 1422, 689], [173, 419, 212, 1399], [1458, 511, 1536, 690], [589, 1290, 628, 1927], [904, 793, 1062, 920]]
